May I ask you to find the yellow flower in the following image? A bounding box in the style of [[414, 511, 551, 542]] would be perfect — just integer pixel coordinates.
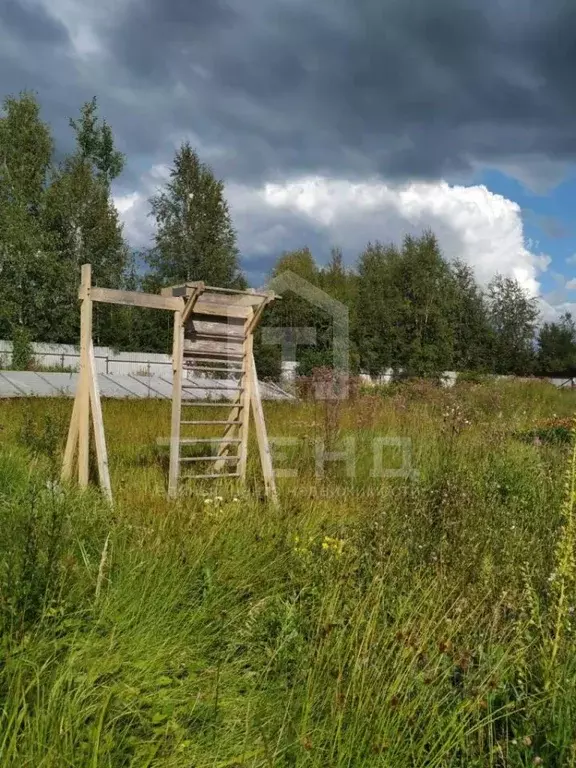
[[322, 536, 345, 556]]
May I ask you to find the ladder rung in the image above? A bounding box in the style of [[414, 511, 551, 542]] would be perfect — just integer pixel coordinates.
[[181, 402, 244, 407], [182, 472, 241, 480], [188, 331, 246, 342], [184, 366, 244, 374], [180, 455, 240, 463], [179, 438, 241, 444], [181, 420, 243, 425], [156, 438, 242, 445], [183, 355, 245, 364]]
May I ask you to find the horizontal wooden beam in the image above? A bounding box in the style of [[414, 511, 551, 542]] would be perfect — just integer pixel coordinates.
[[188, 319, 245, 338], [88, 287, 184, 312], [191, 301, 250, 320], [161, 282, 205, 298], [184, 338, 244, 356], [162, 285, 276, 309]]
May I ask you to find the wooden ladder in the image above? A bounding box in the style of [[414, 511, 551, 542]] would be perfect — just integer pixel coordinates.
[[163, 283, 278, 503]]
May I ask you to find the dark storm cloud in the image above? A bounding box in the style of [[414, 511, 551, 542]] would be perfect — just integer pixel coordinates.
[[0, 0, 81, 155], [0, 0, 68, 44], [110, 0, 239, 82], [100, 0, 576, 185], [2, 0, 576, 189]]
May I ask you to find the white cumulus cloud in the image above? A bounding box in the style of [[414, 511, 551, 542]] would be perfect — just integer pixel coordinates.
[[227, 177, 549, 295], [114, 172, 549, 297]]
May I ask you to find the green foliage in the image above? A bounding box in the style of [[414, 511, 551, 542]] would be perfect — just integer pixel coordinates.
[[487, 274, 539, 375], [537, 312, 576, 374], [450, 259, 493, 372], [253, 326, 283, 379], [0, 92, 128, 347], [257, 247, 359, 379], [356, 232, 462, 376], [259, 233, 541, 382], [0, 91, 57, 339], [0, 457, 111, 641], [10, 325, 34, 370], [147, 142, 245, 289], [516, 416, 575, 445], [1, 386, 576, 764], [44, 99, 128, 345], [68, 96, 124, 183]]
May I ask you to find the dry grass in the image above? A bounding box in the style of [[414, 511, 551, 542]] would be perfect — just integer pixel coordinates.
[[1, 379, 576, 765]]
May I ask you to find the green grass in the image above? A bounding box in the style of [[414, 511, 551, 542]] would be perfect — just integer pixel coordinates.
[[2, 379, 576, 765]]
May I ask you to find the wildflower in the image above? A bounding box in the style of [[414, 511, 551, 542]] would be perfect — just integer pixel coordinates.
[[321, 536, 345, 556], [232, 497, 239, 502], [215, 495, 223, 502], [204, 498, 213, 504]]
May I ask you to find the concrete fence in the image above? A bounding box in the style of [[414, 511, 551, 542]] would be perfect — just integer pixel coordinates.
[[1, 343, 572, 390], [0, 341, 172, 376]]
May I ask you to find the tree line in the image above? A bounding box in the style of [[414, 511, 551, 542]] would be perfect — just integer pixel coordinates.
[[256, 239, 555, 379], [0, 92, 243, 355], [1, 91, 574, 378]]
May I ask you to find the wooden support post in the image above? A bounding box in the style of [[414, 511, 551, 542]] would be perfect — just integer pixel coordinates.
[[88, 341, 112, 503], [245, 294, 273, 336], [168, 308, 184, 498], [61, 391, 80, 482], [249, 351, 278, 505], [181, 282, 206, 325], [62, 265, 112, 503], [237, 311, 254, 482], [78, 264, 92, 488]]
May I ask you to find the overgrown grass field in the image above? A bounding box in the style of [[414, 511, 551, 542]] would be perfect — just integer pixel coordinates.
[[2, 380, 576, 766]]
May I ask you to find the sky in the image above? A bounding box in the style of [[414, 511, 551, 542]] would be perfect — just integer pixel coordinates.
[[2, 0, 576, 318]]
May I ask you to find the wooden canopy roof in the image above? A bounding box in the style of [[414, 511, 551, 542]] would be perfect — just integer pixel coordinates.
[[161, 282, 278, 363]]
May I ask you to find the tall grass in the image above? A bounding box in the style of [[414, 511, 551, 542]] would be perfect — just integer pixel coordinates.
[[1, 380, 576, 765]]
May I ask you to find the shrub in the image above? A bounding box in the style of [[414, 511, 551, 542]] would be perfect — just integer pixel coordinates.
[[10, 326, 35, 370]]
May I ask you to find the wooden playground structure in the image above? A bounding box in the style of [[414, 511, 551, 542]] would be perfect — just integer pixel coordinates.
[[61, 264, 279, 504]]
